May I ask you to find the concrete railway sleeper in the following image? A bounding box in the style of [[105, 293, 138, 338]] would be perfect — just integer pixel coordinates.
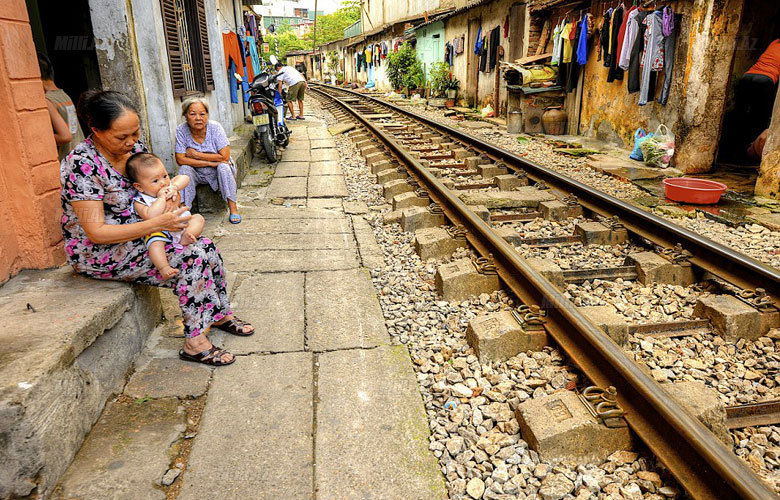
[[311, 84, 779, 499]]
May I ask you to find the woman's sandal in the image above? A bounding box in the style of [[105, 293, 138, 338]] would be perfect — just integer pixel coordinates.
[[229, 214, 242, 224], [213, 317, 255, 336], [179, 345, 235, 366]]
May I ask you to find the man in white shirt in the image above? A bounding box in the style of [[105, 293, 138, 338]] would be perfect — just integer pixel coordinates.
[[275, 62, 307, 120]]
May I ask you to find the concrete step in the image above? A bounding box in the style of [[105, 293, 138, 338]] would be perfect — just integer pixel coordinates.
[[0, 267, 161, 499]]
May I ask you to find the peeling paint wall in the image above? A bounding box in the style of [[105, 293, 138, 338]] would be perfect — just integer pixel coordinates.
[[87, 0, 150, 145]]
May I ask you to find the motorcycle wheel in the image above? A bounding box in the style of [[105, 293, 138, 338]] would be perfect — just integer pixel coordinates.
[[261, 130, 277, 163]]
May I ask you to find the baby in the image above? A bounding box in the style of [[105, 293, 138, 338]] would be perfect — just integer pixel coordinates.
[[126, 152, 205, 279]]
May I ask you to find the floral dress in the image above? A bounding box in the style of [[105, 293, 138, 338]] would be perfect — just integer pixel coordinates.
[[60, 138, 232, 338]]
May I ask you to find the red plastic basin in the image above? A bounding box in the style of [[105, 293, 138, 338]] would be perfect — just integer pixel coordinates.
[[662, 177, 727, 205]]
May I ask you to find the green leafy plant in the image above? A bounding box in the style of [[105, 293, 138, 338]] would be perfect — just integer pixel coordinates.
[[447, 77, 461, 92], [429, 62, 451, 97], [409, 61, 426, 91], [326, 50, 339, 75], [386, 42, 418, 91]]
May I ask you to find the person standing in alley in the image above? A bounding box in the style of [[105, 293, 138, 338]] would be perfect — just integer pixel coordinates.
[[275, 61, 306, 120], [735, 38, 780, 160], [38, 53, 84, 161]]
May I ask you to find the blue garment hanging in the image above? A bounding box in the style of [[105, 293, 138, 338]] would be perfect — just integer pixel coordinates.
[[238, 34, 251, 101], [576, 16, 588, 65], [474, 27, 483, 54], [228, 60, 238, 103], [246, 35, 261, 75]]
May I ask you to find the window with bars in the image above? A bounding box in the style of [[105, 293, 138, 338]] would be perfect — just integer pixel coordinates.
[[160, 0, 215, 97]]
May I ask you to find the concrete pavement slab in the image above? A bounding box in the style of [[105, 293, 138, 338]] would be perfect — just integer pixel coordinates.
[[274, 162, 309, 177], [55, 398, 185, 500], [125, 358, 211, 399], [306, 269, 389, 351], [237, 206, 343, 219], [223, 249, 358, 273], [307, 198, 343, 209], [285, 150, 311, 162], [236, 217, 351, 234], [309, 161, 342, 176], [311, 149, 339, 162], [216, 233, 356, 251], [285, 139, 310, 150], [180, 352, 313, 499], [316, 346, 446, 499], [311, 138, 336, 149], [308, 175, 348, 198], [266, 177, 307, 198], [225, 273, 305, 353]]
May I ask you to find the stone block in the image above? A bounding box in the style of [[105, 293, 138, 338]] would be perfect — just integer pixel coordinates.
[[383, 209, 403, 225], [466, 157, 480, 169], [575, 221, 629, 246], [624, 252, 695, 286], [401, 206, 446, 233], [383, 179, 413, 200], [371, 159, 398, 175], [478, 164, 509, 179], [365, 152, 386, 168], [694, 295, 763, 340], [392, 192, 429, 210], [435, 258, 500, 301], [662, 381, 730, 445], [360, 145, 383, 157], [578, 305, 629, 345], [125, 358, 211, 399], [539, 200, 568, 221], [515, 391, 633, 464], [526, 257, 565, 289], [496, 226, 524, 245], [413, 227, 468, 261], [494, 174, 528, 191], [468, 205, 491, 222], [355, 139, 375, 150], [466, 311, 548, 363], [459, 187, 556, 208], [0, 268, 161, 499], [376, 169, 405, 184]]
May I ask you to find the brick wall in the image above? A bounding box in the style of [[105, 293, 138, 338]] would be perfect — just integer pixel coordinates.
[[0, 0, 65, 283]]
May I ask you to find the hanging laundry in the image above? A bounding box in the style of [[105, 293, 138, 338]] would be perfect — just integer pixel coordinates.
[[607, 6, 624, 82], [576, 15, 589, 66], [456, 35, 465, 55], [474, 27, 483, 54], [382, 42, 389, 58], [227, 60, 238, 103], [639, 11, 664, 105], [658, 12, 681, 105], [504, 15, 509, 38], [567, 18, 583, 93], [489, 26, 501, 71], [561, 21, 573, 63], [627, 11, 650, 93], [600, 9, 612, 67], [615, 5, 637, 69], [445, 42, 453, 66], [222, 32, 244, 78], [618, 7, 641, 70], [551, 20, 563, 66], [479, 36, 488, 72]]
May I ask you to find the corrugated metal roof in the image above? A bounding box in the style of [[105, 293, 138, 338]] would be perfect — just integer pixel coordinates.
[[528, 0, 579, 12], [413, 0, 494, 29]]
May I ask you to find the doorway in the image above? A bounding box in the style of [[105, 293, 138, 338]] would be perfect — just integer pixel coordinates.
[[716, 0, 780, 173], [467, 17, 481, 107], [26, 0, 101, 132], [508, 3, 525, 61]]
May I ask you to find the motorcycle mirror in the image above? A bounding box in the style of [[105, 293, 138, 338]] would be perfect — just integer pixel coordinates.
[[269, 55, 278, 65]]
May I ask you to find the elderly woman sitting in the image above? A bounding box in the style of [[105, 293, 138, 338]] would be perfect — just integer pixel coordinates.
[[176, 97, 241, 224]]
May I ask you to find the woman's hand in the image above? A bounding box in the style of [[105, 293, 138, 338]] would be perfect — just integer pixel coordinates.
[[156, 206, 191, 232], [185, 147, 201, 159]]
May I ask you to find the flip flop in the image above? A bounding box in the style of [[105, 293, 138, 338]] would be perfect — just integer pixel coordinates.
[[229, 214, 242, 224], [213, 317, 255, 336], [179, 346, 235, 366]]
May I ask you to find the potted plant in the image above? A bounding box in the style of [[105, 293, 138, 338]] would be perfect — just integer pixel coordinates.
[[387, 43, 418, 93], [429, 62, 451, 98], [446, 78, 460, 100]]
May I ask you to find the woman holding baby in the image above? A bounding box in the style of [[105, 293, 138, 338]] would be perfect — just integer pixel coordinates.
[[60, 90, 252, 366]]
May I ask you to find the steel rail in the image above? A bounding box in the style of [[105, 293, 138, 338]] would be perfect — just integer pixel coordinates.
[[310, 84, 777, 500], [314, 84, 780, 304]]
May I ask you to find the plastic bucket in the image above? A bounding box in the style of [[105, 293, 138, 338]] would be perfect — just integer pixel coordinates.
[[662, 177, 727, 204]]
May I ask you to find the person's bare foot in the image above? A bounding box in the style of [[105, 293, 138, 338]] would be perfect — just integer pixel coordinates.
[[183, 334, 234, 363], [159, 265, 179, 280], [180, 231, 198, 246]]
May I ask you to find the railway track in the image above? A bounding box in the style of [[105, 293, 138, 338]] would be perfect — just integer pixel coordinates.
[[309, 83, 780, 499]]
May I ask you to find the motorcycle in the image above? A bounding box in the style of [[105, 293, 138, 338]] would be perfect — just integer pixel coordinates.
[[248, 56, 291, 162]]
